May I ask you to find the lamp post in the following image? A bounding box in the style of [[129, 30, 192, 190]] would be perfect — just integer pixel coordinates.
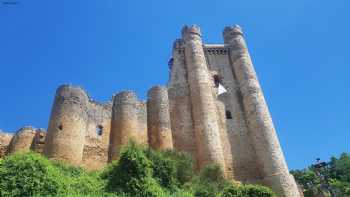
[[312, 158, 335, 197]]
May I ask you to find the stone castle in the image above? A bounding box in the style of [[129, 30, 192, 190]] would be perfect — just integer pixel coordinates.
[[0, 25, 301, 196]]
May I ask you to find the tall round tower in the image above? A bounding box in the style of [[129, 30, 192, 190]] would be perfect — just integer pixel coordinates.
[[223, 25, 300, 197], [44, 85, 89, 165], [8, 126, 36, 153], [147, 86, 173, 150], [109, 91, 140, 161], [182, 25, 226, 170]]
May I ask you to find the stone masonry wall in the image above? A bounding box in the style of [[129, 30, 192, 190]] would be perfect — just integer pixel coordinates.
[[168, 39, 197, 161], [82, 100, 112, 170], [0, 131, 13, 158], [224, 25, 300, 197], [147, 86, 173, 150], [182, 25, 226, 170], [109, 91, 141, 161], [204, 44, 262, 182], [44, 85, 89, 165], [8, 126, 37, 154]]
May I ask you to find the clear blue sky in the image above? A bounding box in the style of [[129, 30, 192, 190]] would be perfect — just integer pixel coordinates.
[[0, 0, 349, 170]]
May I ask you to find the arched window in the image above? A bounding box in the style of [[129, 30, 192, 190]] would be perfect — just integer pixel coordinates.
[[58, 124, 63, 131]]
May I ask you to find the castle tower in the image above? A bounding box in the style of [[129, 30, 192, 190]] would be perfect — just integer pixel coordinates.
[[223, 25, 300, 196], [182, 25, 226, 170], [44, 85, 88, 165], [168, 39, 197, 160], [8, 126, 36, 153], [147, 86, 173, 150], [109, 91, 140, 161]]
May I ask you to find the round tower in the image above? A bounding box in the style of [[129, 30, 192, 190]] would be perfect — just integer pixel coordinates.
[[168, 38, 197, 161], [8, 126, 36, 153], [44, 85, 89, 165], [147, 86, 173, 150], [182, 25, 226, 170], [109, 91, 140, 161], [223, 25, 300, 197]]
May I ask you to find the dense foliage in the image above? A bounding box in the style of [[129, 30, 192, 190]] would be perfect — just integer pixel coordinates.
[[0, 142, 275, 197], [291, 152, 350, 196]]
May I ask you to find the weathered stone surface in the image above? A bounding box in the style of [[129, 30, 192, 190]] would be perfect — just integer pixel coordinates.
[[8, 126, 36, 154], [44, 85, 89, 165], [109, 91, 141, 161], [147, 86, 173, 150], [31, 128, 46, 153], [223, 25, 300, 197], [0, 131, 13, 158], [181, 25, 226, 170]]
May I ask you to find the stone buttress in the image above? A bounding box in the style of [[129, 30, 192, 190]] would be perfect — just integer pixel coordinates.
[[181, 25, 226, 170], [223, 25, 300, 197], [147, 86, 173, 150]]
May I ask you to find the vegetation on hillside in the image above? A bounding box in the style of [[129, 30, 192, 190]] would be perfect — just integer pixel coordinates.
[[0, 142, 275, 197], [291, 153, 350, 196]]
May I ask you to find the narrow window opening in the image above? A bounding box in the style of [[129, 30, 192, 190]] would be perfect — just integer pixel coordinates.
[[213, 75, 221, 88], [58, 124, 63, 131], [96, 125, 103, 136], [226, 110, 233, 119]]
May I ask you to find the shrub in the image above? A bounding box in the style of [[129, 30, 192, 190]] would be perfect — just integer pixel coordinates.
[[219, 184, 276, 197], [146, 149, 178, 191], [105, 142, 166, 197], [162, 150, 195, 185], [0, 152, 60, 197], [243, 184, 276, 197]]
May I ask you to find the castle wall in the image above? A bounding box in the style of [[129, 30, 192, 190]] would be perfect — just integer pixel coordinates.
[[223, 25, 300, 197], [44, 85, 88, 165], [147, 86, 173, 150], [109, 91, 140, 161], [168, 39, 197, 160], [182, 25, 226, 170], [137, 101, 148, 145], [31, 128, 46, 154], [82, 101, 112, 170], [0, 131, 13, 158], [215, 100, 234, 178], [8, 126, 37, 154], [204, 45, 262, 182]]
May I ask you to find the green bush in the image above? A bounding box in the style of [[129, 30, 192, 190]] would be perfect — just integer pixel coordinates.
[[146, 149, 178, 191], [105, 142, 166, 197], [0, 142, 277, 197], [0, 152, 60, 197], [243, 184, 276, 197], [219, 184, 276, 197], [162, 150, 195, 185]]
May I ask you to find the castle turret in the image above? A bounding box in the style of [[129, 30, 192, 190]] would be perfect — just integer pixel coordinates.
[[8, 126, 36, 154], [182, 25, 226, 170], [109, 91, 140, 161], [147, 86, 173, 150], [44, 85, 88, 165], [223, 25, 300, 196], [168, 38, 197, 160]]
